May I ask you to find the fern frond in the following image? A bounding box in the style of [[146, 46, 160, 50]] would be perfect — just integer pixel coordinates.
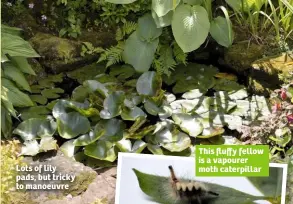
[[153, 45, 177, 77], [116, 21, 137, 41], [97, 42, 125, 67], [173, 42, 188, 65]]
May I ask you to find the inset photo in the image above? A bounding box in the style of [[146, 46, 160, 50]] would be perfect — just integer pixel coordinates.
[[115, 153, 288, 204]]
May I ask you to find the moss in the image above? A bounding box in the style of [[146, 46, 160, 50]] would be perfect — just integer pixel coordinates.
[[7, 192, 37, 204], [224, 43, 264, 72], [29, 32, 81, 61], [64, 171, 96, 196]]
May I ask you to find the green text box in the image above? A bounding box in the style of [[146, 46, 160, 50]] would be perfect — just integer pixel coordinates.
[[195, 145, 269, 177]]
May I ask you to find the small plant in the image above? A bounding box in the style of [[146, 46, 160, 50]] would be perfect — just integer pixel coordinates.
[[1, 25, 40, 138], [1, 140, 25, 203]]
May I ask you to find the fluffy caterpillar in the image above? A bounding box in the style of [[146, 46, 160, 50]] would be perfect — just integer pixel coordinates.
[[166, 165, 219, 204]]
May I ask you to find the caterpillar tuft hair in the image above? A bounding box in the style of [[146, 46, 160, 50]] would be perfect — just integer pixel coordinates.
[[168, 165, 219, 204]]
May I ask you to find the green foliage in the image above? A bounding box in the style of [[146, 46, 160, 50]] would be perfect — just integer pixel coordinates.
[[1, 140, 25, 203], [13, 63, 274, 164], [133, 168, 279, 204], [1, 25, 39, 139]]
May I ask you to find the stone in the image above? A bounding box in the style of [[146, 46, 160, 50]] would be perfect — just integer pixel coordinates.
[[29, 32, 98, 74]]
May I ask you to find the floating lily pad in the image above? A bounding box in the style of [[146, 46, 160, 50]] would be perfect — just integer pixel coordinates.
[[116, 139, 147, 153], [41, 88, 64, 99], [95, 119, 125, 142], [172, 113, 203, 137], [74, 130, 104, 146], [100, 91, 125, 119], [121, 106, 146, 121], [84, 140, 117, 162], [197, 127, 225, 138], [30, 95, 48, 105]]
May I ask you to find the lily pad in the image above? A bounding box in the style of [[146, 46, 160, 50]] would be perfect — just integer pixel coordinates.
[[84, 141, 117, 162], [121, 106, 146, 121], [95, 119, 125, 142], [116, 139, 147, 153], [100, 91, 125, 119], [160, 131, 191, 152], [20, 140, 40, 156], [73, 130, 105, 146], [13, 118, 57, 141], [172, 113, 203, 137], [136, 71, 162, 96], [57, 112, 91, 139], [60, 139, 80, 158], [144, 99, 161, 115], [182, 89, 205, 99], [197, 127, 225, 138], [39, 137, 58, 152]]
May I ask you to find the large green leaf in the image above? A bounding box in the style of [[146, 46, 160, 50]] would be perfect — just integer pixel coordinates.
[[95, 119, 125, 142], [172, 113, 203, 136], [52, 99, 99, 119], [1, 86, 17, 117], [133, 169, 270, 204], [13, 118, 57, 141], [2, 78, 34, 107], [84, 141, 117, 162], [161, 131, 191, 152], [41, 88, 64, 99], [152, 9, 173, 28], [57, 112, 91, 139], [144, 99, 161, 115], [83, 80, 109, 97], [60, 139, 80, 158], [225, 0, 266, 12], [19, 106, 50, 120], [116, 139, 147, 153], [100, 91, 125, 119], [1, 25, 22, 36], [1, 106, 12, 139], [1, 32, 40, 58], [105, 0, 138, 4], [136, 71, 162, 96], [121, 106, 146, 121], [152, 0, 181, 17], [210, 16, 234, 48], [73, 130, 104, 146], [10, 56, 36, 75], [171, 4, 210, 52], [3, 62, 31, 91], [123, 31, 159, 72], [137, 13, 162, 41]]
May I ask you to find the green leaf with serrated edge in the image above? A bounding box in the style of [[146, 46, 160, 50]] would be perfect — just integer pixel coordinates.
[[84, 141, 117, 162], [57, 112, 90, 139], [133, 168, 271, 204], [13, 118, 57, 141]]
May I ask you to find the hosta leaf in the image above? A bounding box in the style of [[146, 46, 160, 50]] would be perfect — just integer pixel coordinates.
[[172, 5, 210, 52], [136, 71, 162, 96], [57, 112, 91, 139], [13, 118, 57, 141], [1, 107, 12, 139], [2, 25, 22, 36], [172, 113, 203, 137], [133, 168, 269, 204], [121, 106, 147, 121], [84, 141, 117, 162], [39, 137, 58, 152], [10, 56, 36, 75], [152, 9, 173, 28], [152, 0, 181, 17], [210, 16, 234, 47], [123, 31, 159, 72], [3, 62, 31, 91], [100, 91, 125, 119], [73, 130, 104, 146], [116, 139, 147, 153], [1, 86, 17, 117], [105, 0, 138, 4], [2, 32, 40, 58], [95, 119, 125, 142], [137, 13, 162, 41], [2, 78, 34, 107], [20, 140, 40, 156]]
